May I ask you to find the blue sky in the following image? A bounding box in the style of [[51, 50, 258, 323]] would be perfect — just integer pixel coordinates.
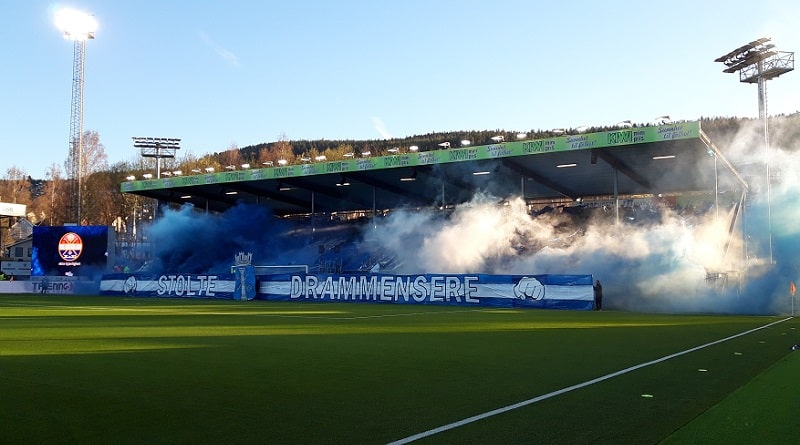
[[2, 0, 799, 179]]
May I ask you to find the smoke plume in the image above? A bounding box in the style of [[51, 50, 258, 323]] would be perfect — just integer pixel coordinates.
[[140, 119, 798, 315]]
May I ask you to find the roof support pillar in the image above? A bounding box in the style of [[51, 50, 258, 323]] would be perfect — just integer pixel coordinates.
[[614, 167, 620, 225]]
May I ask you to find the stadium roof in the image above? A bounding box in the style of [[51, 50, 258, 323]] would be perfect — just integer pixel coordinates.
[[121, 121, 746, 216]]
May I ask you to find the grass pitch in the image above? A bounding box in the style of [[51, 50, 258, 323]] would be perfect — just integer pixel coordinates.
[[1, 295, 798, 444]]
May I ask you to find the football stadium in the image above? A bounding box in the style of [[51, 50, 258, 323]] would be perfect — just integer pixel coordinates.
[[2, 120, 800, 443]]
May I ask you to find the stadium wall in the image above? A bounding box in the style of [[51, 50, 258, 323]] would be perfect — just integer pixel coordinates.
[[0, 276, 100, 295]]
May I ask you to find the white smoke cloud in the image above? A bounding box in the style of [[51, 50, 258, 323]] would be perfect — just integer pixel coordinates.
[[140, 118, 798, 315], [360, 118, 800, 314]]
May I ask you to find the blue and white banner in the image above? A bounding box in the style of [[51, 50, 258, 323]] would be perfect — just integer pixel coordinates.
[[259, 273, 594, 310], [100, 273, 237, 299]]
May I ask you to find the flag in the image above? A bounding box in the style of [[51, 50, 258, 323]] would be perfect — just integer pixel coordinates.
[[791, 281, 796, 297]]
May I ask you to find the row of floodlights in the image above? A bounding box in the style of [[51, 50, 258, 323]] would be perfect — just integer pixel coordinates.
[[127, 150, 679, 181]]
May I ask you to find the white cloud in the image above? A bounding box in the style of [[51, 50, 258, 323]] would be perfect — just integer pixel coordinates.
[[371, 116, 392, 139], [199, 31, 240, 67]]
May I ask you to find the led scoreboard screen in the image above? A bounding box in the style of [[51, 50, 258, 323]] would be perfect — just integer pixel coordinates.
[[32, 225, 114, 277]]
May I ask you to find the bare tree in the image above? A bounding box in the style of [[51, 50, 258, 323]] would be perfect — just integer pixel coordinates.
[[72, 130, 109, 224], [258, 132, 294, 165], [0, 166, 31, 204], [38, 164, 69, 225], [219, 143, 242, 169]]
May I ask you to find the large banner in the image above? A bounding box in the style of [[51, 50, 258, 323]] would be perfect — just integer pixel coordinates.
[[99, 272, 594, 309], [259, 273, 594, 310], [100, 273, 242, 300], [101, 267, 256, 300]]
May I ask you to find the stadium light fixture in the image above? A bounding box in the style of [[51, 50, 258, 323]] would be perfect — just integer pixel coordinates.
[[335, 175, 351, 187], [133, 137, 181, 179], [55, 8, 98, 40], [715, 37, 793, 264], [400, 171, 417, 182]]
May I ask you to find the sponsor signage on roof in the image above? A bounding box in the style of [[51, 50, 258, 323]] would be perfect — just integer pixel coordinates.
[[121, 121, 701, 193]]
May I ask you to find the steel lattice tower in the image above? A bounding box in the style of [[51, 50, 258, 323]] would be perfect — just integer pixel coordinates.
[[56, 8, 96, 224], [68, 38, 90, 223]]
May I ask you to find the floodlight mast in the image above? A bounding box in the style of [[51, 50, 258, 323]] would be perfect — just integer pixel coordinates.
[[133, 137, 182, 178], [715, 37, 794, 265], [56, 8, 97, 224]]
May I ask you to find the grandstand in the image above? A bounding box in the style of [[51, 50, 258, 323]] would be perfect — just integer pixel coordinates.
[[122, 121, 745, 217], [119, 121, 751, 284]]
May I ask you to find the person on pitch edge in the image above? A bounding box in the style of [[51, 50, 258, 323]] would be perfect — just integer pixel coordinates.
[[593, 279, 603, 311]]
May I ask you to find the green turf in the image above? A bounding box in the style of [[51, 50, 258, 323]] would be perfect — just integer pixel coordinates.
[[661, 342, 800, 444], [0, 295, 797, 444]]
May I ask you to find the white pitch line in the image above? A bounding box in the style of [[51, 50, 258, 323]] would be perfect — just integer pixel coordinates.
[[387, 317, 793, 445], [257, 308, 485, 321]]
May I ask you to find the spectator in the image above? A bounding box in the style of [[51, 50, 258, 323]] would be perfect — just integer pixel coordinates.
[[593, 279, 603, 310]]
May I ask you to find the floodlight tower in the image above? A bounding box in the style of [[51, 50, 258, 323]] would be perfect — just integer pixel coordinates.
[[715, 38, 794, 264], [132, 137, 182, 178], [56, 8, 97, 224]]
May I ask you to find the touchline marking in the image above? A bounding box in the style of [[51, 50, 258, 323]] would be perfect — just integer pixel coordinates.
[[259, 308, 485, 321], [387, 317, 793, 445]]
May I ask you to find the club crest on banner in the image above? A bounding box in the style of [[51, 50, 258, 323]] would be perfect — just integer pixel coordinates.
[[235, 251, 253, 266]]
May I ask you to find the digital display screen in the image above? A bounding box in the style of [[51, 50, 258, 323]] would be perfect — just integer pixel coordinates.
[[31, 226, 112, 277]]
